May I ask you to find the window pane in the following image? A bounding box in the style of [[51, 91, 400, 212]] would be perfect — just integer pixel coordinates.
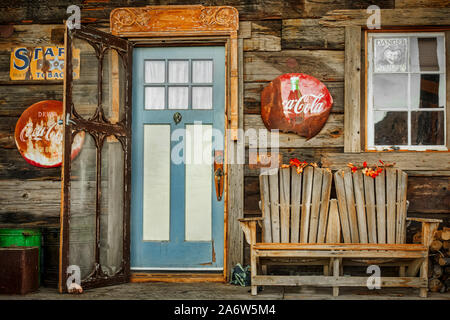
[[374, 111, 408, 145], [373, 74, 408, 109], [145, 87, 165, 109], [410, 36, 445, 72], [411, 74, 444, 109], [374, 37, 408, 73], [192, 60, 213, 83], [168, 86, 188, 109], [168, 60, 189, 83], [411, 111, 444, 145], [145, 60, 165, 83], [192, 87, 212, 109]]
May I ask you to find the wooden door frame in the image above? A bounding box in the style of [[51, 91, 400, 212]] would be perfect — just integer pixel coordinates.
[[110, 5, 243, 282]]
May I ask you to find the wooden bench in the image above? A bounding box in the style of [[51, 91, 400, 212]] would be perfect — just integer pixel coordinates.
[[239, 166, 441, 297], [333, 167, 441, 297]]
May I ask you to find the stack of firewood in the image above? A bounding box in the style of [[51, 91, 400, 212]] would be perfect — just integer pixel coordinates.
[[414, 227, 450, 293]]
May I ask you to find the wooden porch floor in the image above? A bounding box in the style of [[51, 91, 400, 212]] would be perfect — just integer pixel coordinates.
[[0, 282, 449, 300]]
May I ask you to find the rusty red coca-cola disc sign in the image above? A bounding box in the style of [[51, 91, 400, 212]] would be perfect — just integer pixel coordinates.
[[14, 100, 84, 168], [261, 73, 333, 139]]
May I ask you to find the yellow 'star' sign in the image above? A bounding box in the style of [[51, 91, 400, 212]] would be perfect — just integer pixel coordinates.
[[10, 46, 80, 80]]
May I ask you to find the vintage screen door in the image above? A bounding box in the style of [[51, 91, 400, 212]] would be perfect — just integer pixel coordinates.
[[59, 25, 132, 292], [131, 46, 225, 270]]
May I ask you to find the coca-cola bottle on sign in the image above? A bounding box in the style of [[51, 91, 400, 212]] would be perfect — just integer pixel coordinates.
[[285, 76, 301, 123]]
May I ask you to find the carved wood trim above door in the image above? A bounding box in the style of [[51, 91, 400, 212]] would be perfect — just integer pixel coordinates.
[[110, 5, 239, 37], [110, 5, 240, 141]]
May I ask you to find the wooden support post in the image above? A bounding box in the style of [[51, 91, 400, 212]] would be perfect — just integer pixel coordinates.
[[399, 266, 406, 277], [262, 265, 268, 275], [323, 264, 329, 276], [344, 26, 361, 153]]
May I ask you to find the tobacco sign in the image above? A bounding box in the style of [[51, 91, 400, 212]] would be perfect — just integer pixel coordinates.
[[10, 46, 80, 80], [261, 73, 333, 139]]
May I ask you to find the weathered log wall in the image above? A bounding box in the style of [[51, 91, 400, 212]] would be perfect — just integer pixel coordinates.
[[0, 1, 448, 239]]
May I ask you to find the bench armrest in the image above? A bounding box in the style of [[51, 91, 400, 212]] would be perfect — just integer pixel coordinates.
[[238, 217, 263, 222], [406, 217, 442, 247], [238, 217, 262, 245], [406, 217, 442, 224]]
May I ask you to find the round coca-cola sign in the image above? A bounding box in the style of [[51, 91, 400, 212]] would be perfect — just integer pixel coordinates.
[[14, 100, 84, 168], [261, 73, 333, 139]]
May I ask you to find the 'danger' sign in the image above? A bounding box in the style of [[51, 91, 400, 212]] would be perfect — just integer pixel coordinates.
[[14, 100, 84, 168], [261, 73, 333, 139]]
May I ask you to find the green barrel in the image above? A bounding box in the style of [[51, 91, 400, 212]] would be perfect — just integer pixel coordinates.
[[0, 228, 42, 285]]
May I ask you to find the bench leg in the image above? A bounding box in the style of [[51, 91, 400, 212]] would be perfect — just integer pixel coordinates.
[[251, 247, 257, 296], [419, 257, 428, 298], [332, 258, 339, 297]]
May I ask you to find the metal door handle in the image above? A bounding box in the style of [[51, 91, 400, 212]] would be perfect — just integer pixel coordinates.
[[214, 150, 224, 201]]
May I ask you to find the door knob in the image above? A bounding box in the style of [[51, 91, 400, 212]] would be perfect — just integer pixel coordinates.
[[173, 112, 182, 124]]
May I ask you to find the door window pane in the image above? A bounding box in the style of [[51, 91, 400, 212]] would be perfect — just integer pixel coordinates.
[[374, 111, 408, 145], [373, 74, 408, 109], [143, 125, 171, 241], [192, 87, 212, 109], [185, 124, 212, 241], [411, 111, 444, 145], [169, 60, 189, 83], [145, 87, 165, 109], [145, 60, 165, 83], [192, 60, 213, 83], [168, 86, 188, 109]]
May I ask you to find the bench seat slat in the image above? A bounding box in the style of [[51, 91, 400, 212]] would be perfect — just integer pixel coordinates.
[[253, 243, 427, 251], [252, 276, 427, 288], [255, 250, 427, 259]]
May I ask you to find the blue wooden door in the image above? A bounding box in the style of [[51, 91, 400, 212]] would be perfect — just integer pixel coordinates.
[[131, 46, 225, 270]]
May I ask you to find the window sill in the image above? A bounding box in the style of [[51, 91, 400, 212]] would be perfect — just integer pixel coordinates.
[[366, 146, 449, 152]]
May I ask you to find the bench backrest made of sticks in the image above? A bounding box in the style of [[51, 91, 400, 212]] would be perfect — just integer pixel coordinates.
[[239, 166, 438, 246]]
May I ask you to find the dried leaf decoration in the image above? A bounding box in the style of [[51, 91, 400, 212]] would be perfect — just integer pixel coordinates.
[[347, 160, 395, 178], [281, 157, 319, 174]]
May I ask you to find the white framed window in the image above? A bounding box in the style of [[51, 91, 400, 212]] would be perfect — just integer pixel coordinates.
[[367, 32, 447, 151]]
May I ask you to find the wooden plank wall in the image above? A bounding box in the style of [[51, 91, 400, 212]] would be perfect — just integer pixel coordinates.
[[0, 1, 448, 264]]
